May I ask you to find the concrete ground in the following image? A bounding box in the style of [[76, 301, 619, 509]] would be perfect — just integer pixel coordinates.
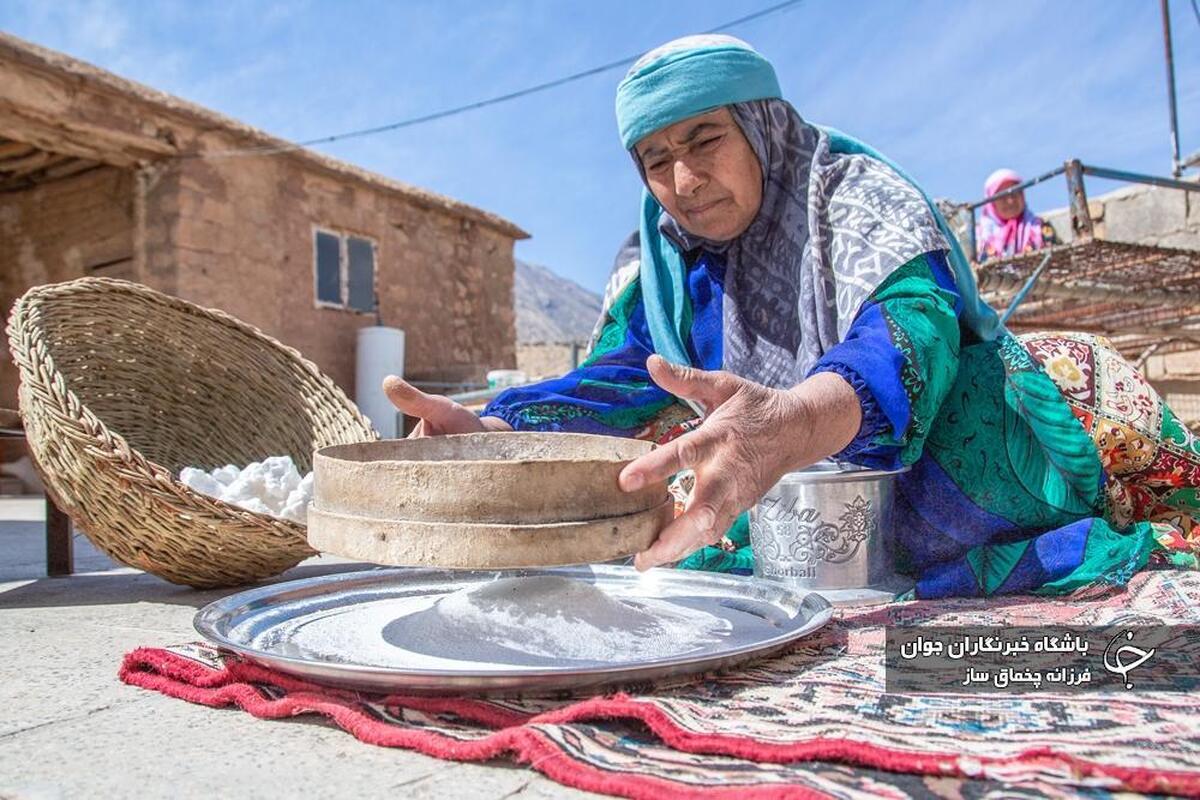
[[0, 497, 597, 799]]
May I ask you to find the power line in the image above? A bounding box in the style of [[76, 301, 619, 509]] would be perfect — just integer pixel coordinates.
[[191, 0, 806, 159]]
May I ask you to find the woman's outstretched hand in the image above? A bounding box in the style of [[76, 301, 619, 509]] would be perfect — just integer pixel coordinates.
[[382, 375, 512, 437], [620, 354, 861, 571]]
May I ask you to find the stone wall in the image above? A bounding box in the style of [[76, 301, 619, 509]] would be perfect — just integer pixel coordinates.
[[516, 342, 584, 380], [1041, 181, 1200, 253], [167, 153, 518, 395], [0, 32, 524, 414], [0, 165, 135, 408]]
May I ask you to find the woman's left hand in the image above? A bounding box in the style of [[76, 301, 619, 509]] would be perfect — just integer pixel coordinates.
[[620, 354, 860, 571]]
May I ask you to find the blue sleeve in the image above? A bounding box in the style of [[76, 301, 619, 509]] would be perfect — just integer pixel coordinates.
[[807, 250, 963, 470], [483, 280, 688, 438], [484, 253, 728, 440]]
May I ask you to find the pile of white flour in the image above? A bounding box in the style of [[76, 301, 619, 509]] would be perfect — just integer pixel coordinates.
[[254, 575, 735, 670], [179, 456, 313, 524], [430, 575, 731, 662]]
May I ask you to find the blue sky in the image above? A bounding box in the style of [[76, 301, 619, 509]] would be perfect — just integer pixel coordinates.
[[2, 0, 1198, 293]]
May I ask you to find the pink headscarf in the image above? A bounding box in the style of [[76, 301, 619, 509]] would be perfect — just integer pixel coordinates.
[[976, 168, 1044, 261]]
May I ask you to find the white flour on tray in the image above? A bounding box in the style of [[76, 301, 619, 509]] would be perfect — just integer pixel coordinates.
[[250, 576, 732, 670], [434, 575, 730, 662]]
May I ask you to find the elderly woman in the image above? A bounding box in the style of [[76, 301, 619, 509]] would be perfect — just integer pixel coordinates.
[[385, 35, 1200, 598], [975, 168, 1060, 262]]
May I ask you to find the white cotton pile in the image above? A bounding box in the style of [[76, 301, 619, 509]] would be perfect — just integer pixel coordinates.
[[179, 456, 314, 524]]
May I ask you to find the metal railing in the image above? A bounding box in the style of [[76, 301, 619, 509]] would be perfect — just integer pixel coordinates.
[[958, 160, 1200, 264]]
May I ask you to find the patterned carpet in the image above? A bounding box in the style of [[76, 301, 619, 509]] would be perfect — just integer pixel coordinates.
[[121, 569, 1200, 798]]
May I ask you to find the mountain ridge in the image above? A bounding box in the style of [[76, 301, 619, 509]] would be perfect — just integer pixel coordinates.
[[514, 259, 603, 345]]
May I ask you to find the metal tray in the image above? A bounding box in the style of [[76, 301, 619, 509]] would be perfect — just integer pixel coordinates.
[[194, 565, 833, 695]]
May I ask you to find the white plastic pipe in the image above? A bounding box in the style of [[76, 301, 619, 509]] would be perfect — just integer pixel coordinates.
[[356, 326, 405, 438]]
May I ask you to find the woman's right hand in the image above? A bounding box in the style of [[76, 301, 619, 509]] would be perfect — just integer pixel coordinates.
[[382, 375, 513, 437]]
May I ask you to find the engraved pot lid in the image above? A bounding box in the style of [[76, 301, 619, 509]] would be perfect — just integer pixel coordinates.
[[774, 460, 911, 485]]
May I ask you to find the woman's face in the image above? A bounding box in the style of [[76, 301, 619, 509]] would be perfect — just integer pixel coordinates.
[[991, 181, 1026, 221], [635, 107, 763, 242]]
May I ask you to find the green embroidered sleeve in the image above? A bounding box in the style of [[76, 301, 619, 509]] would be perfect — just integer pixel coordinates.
[[809, 251, 962, 468]]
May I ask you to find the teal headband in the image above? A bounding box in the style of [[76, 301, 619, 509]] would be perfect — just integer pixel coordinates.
[[615, 43, 782, 150]]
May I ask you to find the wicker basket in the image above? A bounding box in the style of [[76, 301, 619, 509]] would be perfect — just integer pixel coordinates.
[[5, 277, 378, 588]]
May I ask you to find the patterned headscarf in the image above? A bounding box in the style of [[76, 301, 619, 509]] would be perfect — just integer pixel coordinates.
[[611, 35, 999, 387], [976, 168, 1045, 261]]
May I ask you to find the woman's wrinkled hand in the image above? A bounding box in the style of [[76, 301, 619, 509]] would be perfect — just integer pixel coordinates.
[[382, 375, 512, 437], [620, 354, 859, 571]]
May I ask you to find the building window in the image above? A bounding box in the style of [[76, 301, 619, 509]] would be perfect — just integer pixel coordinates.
[[314, 228, 376, 312]]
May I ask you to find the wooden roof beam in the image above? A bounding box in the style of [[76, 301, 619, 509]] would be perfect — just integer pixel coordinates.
[[0, 149, 53, 175], [978, 271, 1194, 309], [0, 139, 34, 159], [0, 101, 177, 168]]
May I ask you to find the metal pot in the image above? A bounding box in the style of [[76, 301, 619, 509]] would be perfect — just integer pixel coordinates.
[[748, 461, 912, 606]]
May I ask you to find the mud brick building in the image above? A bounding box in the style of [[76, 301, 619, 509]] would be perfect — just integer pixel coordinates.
[[0, 32, 527, 411]]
